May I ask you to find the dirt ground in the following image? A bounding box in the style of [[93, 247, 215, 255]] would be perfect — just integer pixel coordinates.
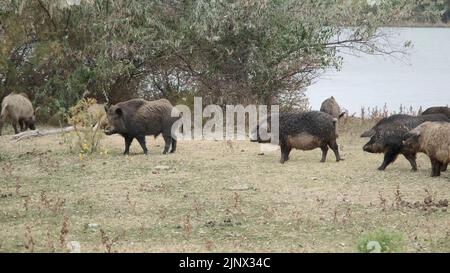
[[0, 122, 449, 253]]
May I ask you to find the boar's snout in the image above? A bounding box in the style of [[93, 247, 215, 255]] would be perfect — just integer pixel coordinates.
[[363, 141, 383, 153], [363, 143, 373, 153], [104, 125, 116, 135]]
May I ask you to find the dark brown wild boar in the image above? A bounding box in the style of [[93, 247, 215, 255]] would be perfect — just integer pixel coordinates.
[[421, 107, 450, 119], [251, 111, 342, 164], [0, 93, 36, 135], [104, 99, 181, 155], [362, 114, 449, 171]]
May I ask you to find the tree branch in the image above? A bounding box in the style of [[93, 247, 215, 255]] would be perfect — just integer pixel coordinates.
[[37, 0, 58, 31]]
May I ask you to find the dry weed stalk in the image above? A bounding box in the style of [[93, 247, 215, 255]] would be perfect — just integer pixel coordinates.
[[379, 192, 387, 212], [182, 214, 193, 239], [24, 224, 35, 253], [126, 192, 137, 214], [59, 215, 69, 248], [47, 229, 55, 253], [100, 229, 125, 253]]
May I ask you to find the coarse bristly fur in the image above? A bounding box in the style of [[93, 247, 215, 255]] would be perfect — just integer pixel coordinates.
[[104, 98, 181, 155], [361, 114, 411, 138], [0, 93, 36, 135], [403, 121, 450, 177], [320, 96, 345, 120], [251, 111, 341, 164], [421, 106, 450, 119], [363, 114, 450, 171]]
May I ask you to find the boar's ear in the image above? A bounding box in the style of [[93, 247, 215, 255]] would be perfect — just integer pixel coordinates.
[[360, 129, 374, 138], [115, 107, 123, 117]]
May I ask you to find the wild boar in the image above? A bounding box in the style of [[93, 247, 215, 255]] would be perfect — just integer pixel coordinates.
[[0, 93, 36, 135], [361, 114, 412, 138], [251, 111, 342, 164], [421, 106, 450, 119], [104, 98, 180, 155], [362, 114, 449, 171], [320, 96, 345, 120], [403, 121, 450, 177]]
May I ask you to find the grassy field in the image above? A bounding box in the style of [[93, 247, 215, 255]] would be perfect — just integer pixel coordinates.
[[0, 121, 449, 253]]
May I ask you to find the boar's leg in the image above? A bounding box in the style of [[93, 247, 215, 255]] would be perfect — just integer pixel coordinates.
[[329, 140, 341, 162], [19, 119, 26, 132], [378, 148, 399, 171], [136, 136, 148, 155], [402, 152, 418, 171], [170, 138, 177, 153], [123, 135, 134, 155], [320, 145, 329, 163], [12, 121, 19, 134], [162, 135, 172, 154], [430, 158, 442, 177], [279, 144, 291, 164], [441, 163, 448, 172]]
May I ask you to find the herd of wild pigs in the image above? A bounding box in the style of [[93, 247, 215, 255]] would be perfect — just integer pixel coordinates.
[[1, 93, 450, 178]]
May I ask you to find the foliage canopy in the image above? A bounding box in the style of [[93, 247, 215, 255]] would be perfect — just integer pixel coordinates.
[[0, 0, 446, 117]]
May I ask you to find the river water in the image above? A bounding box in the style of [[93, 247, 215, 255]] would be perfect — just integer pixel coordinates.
[[306, 28, 450, 115]]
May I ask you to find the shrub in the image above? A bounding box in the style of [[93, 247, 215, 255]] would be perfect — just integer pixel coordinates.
[[357, 229, 404, 253], [66, 98, 103, 155]]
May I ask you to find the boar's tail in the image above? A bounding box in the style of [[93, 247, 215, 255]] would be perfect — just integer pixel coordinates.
[[1, 102, 8, 118], [332, 118, 339, 138]]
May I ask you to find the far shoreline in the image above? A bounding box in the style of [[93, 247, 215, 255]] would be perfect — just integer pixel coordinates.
[[383, 23, 450, 28]]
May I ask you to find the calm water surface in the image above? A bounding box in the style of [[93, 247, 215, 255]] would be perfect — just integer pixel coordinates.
[[306, 28, 450, 115]]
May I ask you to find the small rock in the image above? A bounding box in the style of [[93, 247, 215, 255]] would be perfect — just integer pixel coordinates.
[[84, 223, 100, 230], [67, 241, 81, 253]]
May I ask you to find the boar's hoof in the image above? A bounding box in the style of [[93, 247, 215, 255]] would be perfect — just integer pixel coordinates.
[[377, 166, 386, 171]]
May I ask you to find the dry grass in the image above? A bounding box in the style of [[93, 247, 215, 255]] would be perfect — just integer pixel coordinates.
[[0, 121, 449, 253]]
